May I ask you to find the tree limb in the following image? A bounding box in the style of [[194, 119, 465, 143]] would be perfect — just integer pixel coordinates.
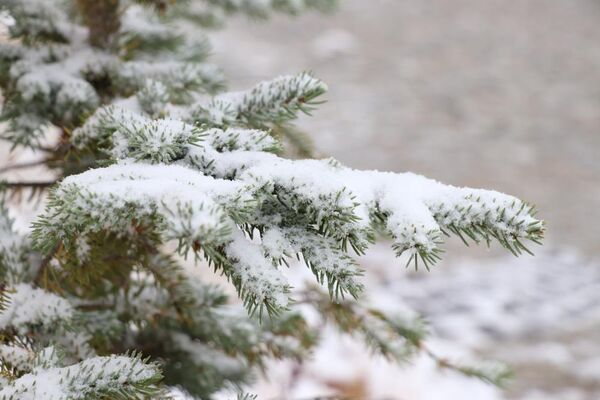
[[0, 160, 47, 174], [2, 181, 56, 189]]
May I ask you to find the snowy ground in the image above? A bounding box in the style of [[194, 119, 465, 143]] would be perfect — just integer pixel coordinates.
[[221, 246, 600, 400]]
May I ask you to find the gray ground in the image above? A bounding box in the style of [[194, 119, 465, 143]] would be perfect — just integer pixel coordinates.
[[211, 0, 600, 257]]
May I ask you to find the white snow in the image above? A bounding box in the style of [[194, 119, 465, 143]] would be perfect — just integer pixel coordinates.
[[0, 283, 74, 334], [227, 246, 600, 400], [225, 230, 289, 308], [0, 354, 159, 399], [191, 72, 327, 125], [0, 345, 33, 372]]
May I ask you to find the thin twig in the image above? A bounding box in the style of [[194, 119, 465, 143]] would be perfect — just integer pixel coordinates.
[[76, 303, 114, 311], [0, 137, 55, 153], [31, 144, 57, 153], [2, 181, 56, 189], [35, 242, 62, 287], [0, 159, 47, 174]]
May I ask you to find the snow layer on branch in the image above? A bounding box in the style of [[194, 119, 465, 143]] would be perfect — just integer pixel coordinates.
[[44, 100, 544, 311], [0, 204, 35, 284], [38, 163, 246, 249], [59, 163, 243, 207], [192, 0, 337, 18], [2, 0, 73, 40], [189, 138, 543, 262], [37, 161, 294, 311], [41, 100, 543, 312], [278, 227, 363, 298], [111, 117, 203, 163], [0, 204, 22, 255], [137, 79, 170, 116], [1, 26, 113, 142], [226, 230, 290, 309], [0, 345, 33, 372], [336, 169, 543, 261], [0, 284, 73, 334], [71, 105, 147, 148], [116, 61, 224, 94], [0, 354, 161, 400], [207, 127, 280, 152], [190, 72, 327, 126], [15, 65, 99, 111], [120, 5, 180, 46]]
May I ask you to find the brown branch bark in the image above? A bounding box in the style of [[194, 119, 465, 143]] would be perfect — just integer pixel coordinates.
[[2, 181, 56, 189], [76, 0, 121, 49]]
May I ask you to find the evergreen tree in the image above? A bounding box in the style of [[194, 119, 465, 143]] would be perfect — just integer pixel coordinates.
[[0, 1, 544, 398]]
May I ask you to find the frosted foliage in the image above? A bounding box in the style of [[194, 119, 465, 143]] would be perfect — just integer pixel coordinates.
[[71, 105, 148, 148], [282, 227, 363, 293], [207, 127, 280, 152], [41, 163, 243, 250], [0, 205, 31, 282], [42, 100, 543, 311], [0, 355, 160, 400], [137, 79, 170, 116], [191, 72, 327, 126], [226, 230, 289, 308], [0, 206, 20, 253], [0, 0, 547, 395], [0, 345, 33, 372], [111, 118, 202, 163], [263, 226, 362, 295], [7, 43, 112, 116], [0, 0, 221, 144], [70, 72, 324, 150], [34, 346, 62, 369], [120, 5, 177, 44], [2, 0, 71, 38], [0, 284, 73, 333], [14, 65, 99, 116], [116, 61, 223, 93], [195, 0, 337, 16]]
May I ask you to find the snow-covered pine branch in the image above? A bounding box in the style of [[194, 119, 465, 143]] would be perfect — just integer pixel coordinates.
[[189, 72, 327, 128], [203, 0, 338, 16], [1, 0, 72, 41], [0, 283, 74, 334], [171, 0, 338, 27], [0, 1, 222, 147], [0, 0, 545, 396], [0, 353, 162, 400], [70, 72, 322, 157], [35, 104, 544, 314], [0, 203, 33, 283]]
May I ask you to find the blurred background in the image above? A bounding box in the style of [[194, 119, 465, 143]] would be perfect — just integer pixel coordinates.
[[207, 1, 600, 399]]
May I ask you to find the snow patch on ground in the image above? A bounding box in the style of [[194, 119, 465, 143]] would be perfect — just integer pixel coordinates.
[[231, 246, 600, 399]]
